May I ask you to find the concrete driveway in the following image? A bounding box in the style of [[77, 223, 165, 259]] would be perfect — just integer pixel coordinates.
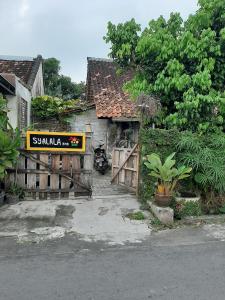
[[0, 193, 151, 244], [1, 173, 225, 246]]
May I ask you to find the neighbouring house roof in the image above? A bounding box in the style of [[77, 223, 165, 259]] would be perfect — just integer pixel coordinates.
[[0, 55, 42, 88], [86, 57, 136, 119], [0, 73, 16, 87], [0, 74, 15, 95]]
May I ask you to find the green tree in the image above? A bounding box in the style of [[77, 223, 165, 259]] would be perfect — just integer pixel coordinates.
[[43, 58, 85, 100], [104, 0, 225, 133]]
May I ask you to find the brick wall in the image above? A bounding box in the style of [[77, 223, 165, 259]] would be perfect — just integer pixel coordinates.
[[33, 117, 70, 132]]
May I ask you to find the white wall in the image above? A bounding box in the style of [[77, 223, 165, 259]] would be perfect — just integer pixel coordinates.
[[31, 63, 44, 98], [7, 77, 31, 129], [7, 94, 18, 129], [69, 108, 109, 148]]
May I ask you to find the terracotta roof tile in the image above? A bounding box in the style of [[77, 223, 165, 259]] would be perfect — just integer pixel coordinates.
[[86, 57, 136, 118], [0, 55, 42, 87], [0, 73, 16, 87]]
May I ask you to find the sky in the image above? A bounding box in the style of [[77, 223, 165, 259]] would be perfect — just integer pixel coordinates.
[[0, 0, 198, 82]]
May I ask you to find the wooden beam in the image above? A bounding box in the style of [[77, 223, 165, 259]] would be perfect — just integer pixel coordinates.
[[7, 169, 92, 174]]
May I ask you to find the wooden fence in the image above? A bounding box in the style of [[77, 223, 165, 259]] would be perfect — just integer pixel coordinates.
[[111, 144, 139, 193], [6, 132, 93, 200]]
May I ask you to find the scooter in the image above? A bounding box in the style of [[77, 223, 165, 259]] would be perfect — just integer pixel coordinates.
[[94, 144, 109, 174]]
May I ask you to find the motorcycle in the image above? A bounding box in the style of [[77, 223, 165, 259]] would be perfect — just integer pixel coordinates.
[[94, 144, 109, 174]]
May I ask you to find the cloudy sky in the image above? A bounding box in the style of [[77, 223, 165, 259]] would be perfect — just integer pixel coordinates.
[[0, 0, 198, 82]]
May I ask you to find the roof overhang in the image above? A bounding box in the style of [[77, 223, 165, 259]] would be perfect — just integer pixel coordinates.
[[0, 74, 15, 95], [112, 117, 139, 122]]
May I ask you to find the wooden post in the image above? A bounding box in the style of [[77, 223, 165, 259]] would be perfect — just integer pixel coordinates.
[[83, 132, 93, 189]]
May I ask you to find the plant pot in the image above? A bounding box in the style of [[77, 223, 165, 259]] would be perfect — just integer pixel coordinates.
[[6, 194, 19, 205], [175, 193, 200, 203], [155, 194, 172, 207], [0, 191, 5, 206]]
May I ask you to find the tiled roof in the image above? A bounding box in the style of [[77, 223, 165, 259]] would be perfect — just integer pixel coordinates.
[[86, 57, 136, 118], [0, 55, 42, 87], [0, 73, 16, 87]]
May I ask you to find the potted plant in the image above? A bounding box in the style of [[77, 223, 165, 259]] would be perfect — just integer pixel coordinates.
[[6, 183, 25, 204], [144, 152, 192, 207]]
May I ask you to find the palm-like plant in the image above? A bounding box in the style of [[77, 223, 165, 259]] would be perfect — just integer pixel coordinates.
[[0, 95, 21, 181], [144, 152, 192, 196], [177, 132, 225, 197]]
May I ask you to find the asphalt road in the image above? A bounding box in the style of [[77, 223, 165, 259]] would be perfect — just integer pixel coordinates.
[[0, 232, 225, 300]]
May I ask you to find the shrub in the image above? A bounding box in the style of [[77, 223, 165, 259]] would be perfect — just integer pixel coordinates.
[[31, 95, 82, 119], [144, 152, 191, 196], [171, 199, 202, 219], [6, 183, 25, 199], [139, 128, 181, 201], [0, 128, 21, 180], [139, 128, 225, 214], [177, 132, 225, 204]]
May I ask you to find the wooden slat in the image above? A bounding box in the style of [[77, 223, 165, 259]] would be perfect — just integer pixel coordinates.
[[111, 144, 138, 183], [71, 155, 81, 195], [24, 188, 72, 192], [135, 146, 140, 195], [20, 151, 91, 192], [39, 154, 49, 200], [7, 169, 91, 174], [83, 133, 93, 189], [61, 155, 71, 198], [27, 154, 37, 199], [111, 144, 139, 193], [50, 155, 60, 199], [16, 155, 26, 188], [7, 132, 93, 200], [119, 149, 126, 185]]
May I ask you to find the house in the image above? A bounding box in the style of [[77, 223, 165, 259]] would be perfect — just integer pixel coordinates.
[[69, 57, 139, 155], [0, 55, 44, 130]]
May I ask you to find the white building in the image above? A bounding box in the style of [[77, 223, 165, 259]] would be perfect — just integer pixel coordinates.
[[0, 55, 44, 130]]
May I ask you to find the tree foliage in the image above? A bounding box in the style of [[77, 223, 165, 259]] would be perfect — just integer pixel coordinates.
[[104, 0, 225, 132], [43, 58, 85, 100]]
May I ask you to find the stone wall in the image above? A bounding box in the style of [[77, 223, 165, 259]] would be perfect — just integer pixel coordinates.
[[69, 108, 109, 149]]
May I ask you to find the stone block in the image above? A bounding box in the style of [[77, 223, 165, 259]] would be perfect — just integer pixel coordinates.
[[149, 202, 174, 225]]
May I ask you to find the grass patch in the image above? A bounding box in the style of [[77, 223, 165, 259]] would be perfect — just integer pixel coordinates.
[[126, 211, 145, 220]]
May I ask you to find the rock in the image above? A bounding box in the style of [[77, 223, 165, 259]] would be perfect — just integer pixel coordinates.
[[149, 202, 174, 225]]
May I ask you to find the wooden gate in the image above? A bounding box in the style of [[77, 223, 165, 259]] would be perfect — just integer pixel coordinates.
[[111, 144, 139, 193], [6, 132, 93, 199]]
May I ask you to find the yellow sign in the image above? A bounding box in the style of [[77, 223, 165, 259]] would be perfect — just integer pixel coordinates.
[[26, 131, 86, 152]]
